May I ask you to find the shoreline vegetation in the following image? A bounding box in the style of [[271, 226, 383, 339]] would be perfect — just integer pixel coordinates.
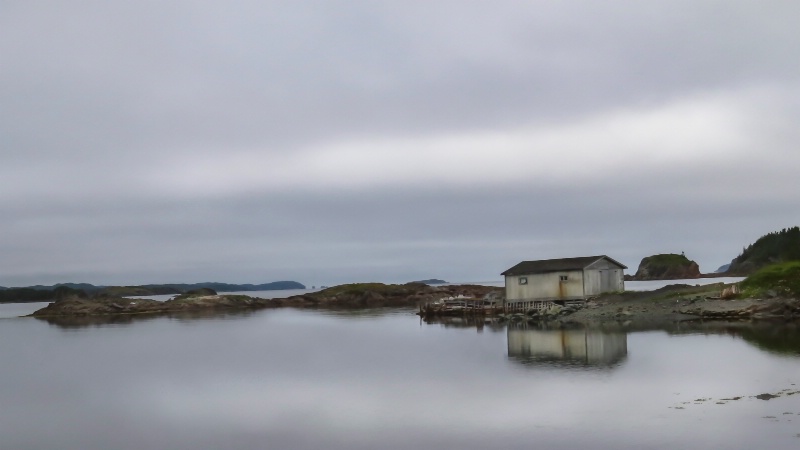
[[29, 283, 500, 319], [25, 262, 800, 330], [14, 225, 800, 328]]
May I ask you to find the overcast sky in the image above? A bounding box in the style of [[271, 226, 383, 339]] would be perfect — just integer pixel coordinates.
[[2, 1, 799, 287]]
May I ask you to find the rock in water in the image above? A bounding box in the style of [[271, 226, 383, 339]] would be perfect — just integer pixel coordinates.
[[632, 254, 701, 280]]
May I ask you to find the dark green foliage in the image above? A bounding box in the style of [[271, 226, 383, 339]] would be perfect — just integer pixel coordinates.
[[0, 286, 88, 303], [738, 325, 800, 356], [740, 261, 800, 298], [52, 286, 88, 300], [26, 283, 101, 292], [645, 253, 693, 267], [730, 227, 800, 274], [2, 281, 305, 302]]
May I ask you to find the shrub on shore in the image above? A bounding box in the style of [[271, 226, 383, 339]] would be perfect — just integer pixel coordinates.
[[740, 261, 800, 298]]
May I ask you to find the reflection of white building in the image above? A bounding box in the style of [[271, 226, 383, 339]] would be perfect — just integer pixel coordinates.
[[507, 327, 627, 366]]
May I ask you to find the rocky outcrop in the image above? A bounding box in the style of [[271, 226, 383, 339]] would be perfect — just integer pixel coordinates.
[[631, 254, 701, 280], [30, 283, 503, 317], [31, 294, 276, 317], [281, 283, 501, 308]]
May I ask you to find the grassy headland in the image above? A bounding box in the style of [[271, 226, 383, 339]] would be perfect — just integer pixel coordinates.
[[740, 261, 800, 298], [728, 226, 800, 275]]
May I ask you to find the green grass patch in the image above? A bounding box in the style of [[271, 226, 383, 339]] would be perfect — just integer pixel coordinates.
[[641, 254, 694, 273], [647, 253, 693, 266], [313, 283, 423, 298], [740, 261, 800, 298]]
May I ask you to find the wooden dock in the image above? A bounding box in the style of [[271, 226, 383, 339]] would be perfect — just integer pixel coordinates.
[[418, 296, 504, 318]]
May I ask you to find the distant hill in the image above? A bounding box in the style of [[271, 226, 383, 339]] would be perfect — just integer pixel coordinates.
[[0, 286, 88, 303], [715, 264, 731, 273], [100, 281, 306, 296], [26, 283, 103, 292], [629, 253, 700, 280], [727, 227, 800, 275], [0, 280, 306, 301], [412, 279, 448, 285]]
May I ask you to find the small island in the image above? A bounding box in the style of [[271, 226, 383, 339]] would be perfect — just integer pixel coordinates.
[[412, 279, 448, 285], [626, 253, 700, 281]]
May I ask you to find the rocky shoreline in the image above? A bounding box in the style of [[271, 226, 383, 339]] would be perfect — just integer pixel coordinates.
[[27, 281, 800, 328], [29, 283, 500, 318], [497, 283, 800, 327]]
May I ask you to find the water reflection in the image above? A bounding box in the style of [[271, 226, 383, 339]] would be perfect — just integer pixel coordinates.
[[662, 321, 800, 357], [312, 307, 415, 319], [3, 308, 800, 450], [35, 309, 262, 329], [507, 323, 628, 368], [33, 307, 415, 329], [421, 315, 506, 333]]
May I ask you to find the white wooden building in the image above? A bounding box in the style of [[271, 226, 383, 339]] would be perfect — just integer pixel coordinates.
[[501, 255, 627, 311]]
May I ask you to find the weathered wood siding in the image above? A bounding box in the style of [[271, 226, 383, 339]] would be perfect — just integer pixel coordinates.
[[583, 261, 625, 295], [504, 270, 584, 301]]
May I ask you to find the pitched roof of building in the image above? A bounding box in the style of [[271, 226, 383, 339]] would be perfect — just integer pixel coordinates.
[[501, 255, 627, 276]]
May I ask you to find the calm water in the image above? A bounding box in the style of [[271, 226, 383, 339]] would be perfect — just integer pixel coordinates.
[[1, 303, 799, 449]]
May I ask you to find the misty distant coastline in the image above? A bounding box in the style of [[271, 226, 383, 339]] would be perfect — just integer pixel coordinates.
[[0, 281, 305, 303]]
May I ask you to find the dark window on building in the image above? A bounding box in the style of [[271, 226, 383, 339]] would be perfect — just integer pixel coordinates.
[[560, 275, 568, 281]]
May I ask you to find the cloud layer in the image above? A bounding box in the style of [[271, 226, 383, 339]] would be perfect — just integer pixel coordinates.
[[2, 1, 799, 286]]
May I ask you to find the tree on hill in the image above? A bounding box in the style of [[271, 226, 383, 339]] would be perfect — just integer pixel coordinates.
[[728, 226, 800, 275]]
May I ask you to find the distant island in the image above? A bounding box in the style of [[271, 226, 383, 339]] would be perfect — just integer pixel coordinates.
[[98, 281, 306, 297], [626, 253, 700, 281], [412, 279, 448, 285], [0, 281, 305, 303]]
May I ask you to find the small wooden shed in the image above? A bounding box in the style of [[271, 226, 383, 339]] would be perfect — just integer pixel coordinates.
[[501, 255, 627, 312]]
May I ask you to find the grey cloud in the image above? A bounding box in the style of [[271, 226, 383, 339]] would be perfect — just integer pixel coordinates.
[[3, 158, 797, 286], [5, 1, 800, 153], [2, 1, 799, 286]]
